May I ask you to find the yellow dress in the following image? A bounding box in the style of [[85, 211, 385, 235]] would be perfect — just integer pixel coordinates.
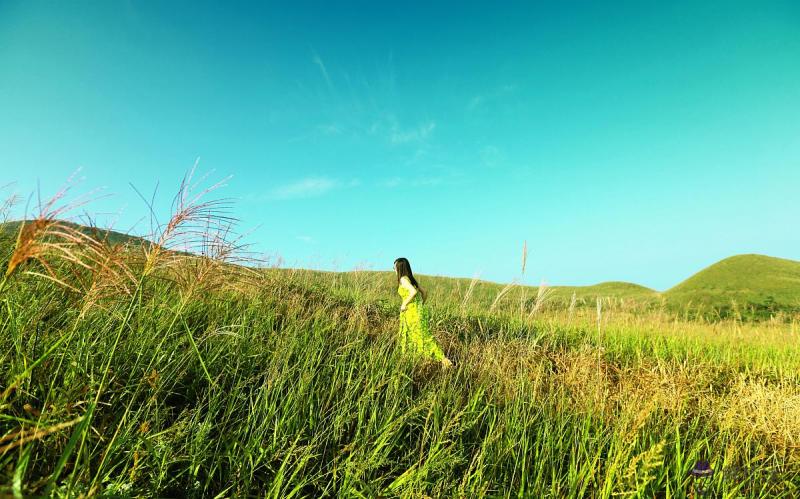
[[397, 284, 445, 361]]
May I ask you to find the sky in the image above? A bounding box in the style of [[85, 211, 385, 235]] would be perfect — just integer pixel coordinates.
[[1, 1, 799, 291]]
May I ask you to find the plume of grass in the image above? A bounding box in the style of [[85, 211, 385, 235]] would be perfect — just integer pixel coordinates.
[[134, 161, 235, 278], [519, 240, 528, 317], [520, 239, 528, 275], [568, 291, 577, 322], [460, 273, 480, 313], [489, 278, 518, 313], [0, 183, 21, 224], [594, 296, 607, 413], [526, 279, 553, 319], [76, 238, 138, 318]]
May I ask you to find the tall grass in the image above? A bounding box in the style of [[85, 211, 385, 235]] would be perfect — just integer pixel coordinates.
[[0, 176, 799, 497]]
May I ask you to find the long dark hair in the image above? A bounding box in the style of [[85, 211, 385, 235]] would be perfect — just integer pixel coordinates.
[[394, 257, 420, 289]]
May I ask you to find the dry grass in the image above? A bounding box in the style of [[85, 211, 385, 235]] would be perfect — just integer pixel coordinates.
[[460, 273, 480, 312]]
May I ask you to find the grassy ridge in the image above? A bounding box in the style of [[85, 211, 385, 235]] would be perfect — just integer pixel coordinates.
[[221, 248, 800, 319], [5, 220, 800, 319], [0, 220, 143, 247], [664, 254, 800, 318]]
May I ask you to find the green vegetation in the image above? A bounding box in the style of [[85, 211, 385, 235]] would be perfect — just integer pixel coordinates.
[[664, 254, 800, 320], [1, 186, 799, 497], [549, 281, 659, 304], [0, 220, 141, 248]]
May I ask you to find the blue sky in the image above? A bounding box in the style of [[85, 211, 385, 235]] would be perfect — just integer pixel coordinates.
[[1, 1, 799, 290]]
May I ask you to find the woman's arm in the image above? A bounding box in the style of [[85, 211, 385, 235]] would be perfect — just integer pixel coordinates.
[[399, 276, 417, 309]]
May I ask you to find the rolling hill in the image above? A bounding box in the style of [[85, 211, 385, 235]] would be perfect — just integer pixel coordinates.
[[3, 221, 799, 317], [663, 254, 800, 316], [549, 281, 659, 303], [0, 219, 143, 247]]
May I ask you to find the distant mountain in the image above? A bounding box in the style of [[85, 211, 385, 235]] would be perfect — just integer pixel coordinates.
[[664, 254, 800, 316]]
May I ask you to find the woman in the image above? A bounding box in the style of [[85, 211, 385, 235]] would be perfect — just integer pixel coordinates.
[[394, 257, 453, 368]]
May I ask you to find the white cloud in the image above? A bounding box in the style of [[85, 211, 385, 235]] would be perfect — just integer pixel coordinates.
[[267, 176, 359, 200], [390, 121, 436, 144]]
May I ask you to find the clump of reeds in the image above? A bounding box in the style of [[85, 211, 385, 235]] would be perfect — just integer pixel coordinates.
[[136, 163, 237, 279], [1, 174, 102, 294], [76, 235, 138, 317]]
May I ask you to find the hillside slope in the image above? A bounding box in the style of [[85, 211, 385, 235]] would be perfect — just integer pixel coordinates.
[[4, 221, 799, 316], [549, 281, 659, 304], [665, 254, 800, 315], [0, 219, 143, 247]]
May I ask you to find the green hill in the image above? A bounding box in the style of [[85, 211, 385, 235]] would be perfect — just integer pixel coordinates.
[[550, 281, 659, 303], [664, 254, 800, 317], [4, 221, 799, 318], [0, 219, 143, 247]]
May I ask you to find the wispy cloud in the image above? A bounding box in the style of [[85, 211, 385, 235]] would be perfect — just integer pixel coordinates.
[[296, 235, 316, 244], [267, 176, 359, 200], [311, 49, 334, 91], [467, 83, 517, 111], [297, 53, 439, 151], [378, 176, 443, 188], [390, 121, 436, 144], [316, 123, 343, 136]]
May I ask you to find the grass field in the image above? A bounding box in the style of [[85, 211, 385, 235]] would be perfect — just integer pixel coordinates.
[[1, 187, 799, 497]]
